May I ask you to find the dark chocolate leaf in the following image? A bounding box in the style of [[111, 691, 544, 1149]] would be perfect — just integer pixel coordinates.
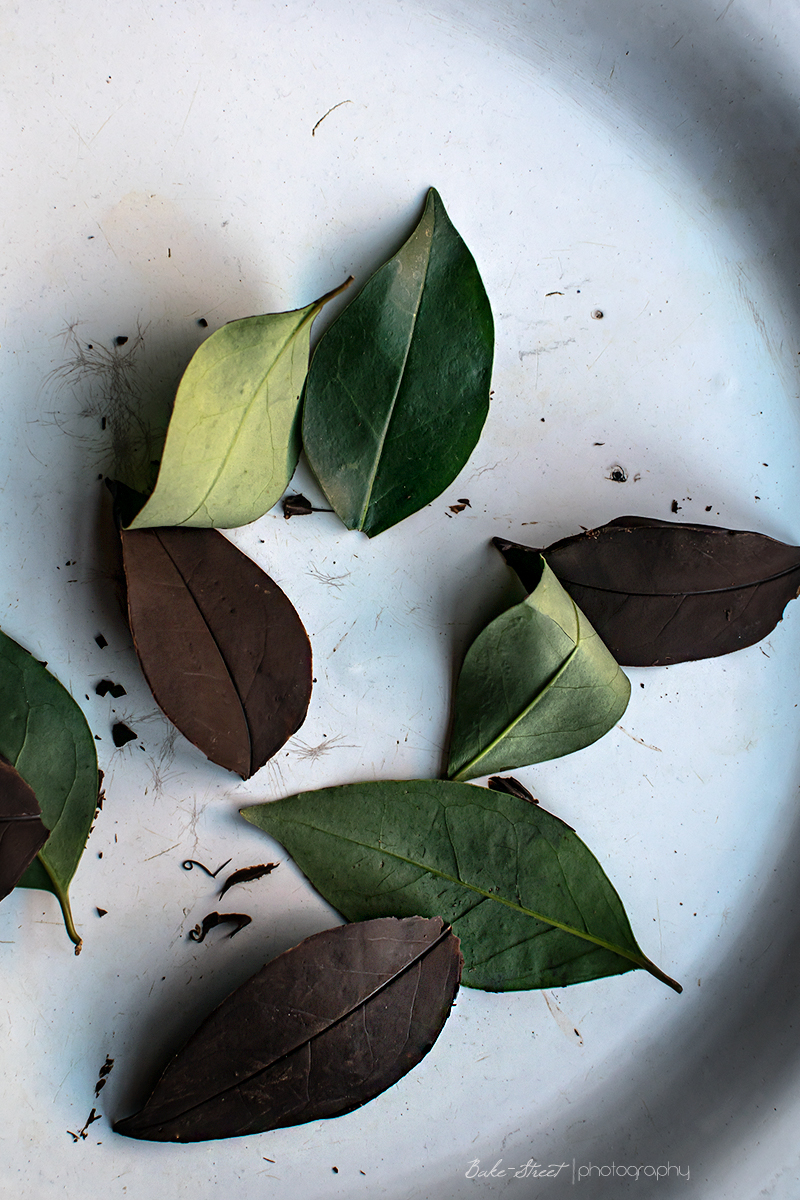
[[0, 628, 99, 949], [447, 557, 630, 781], [115, 915, 462, 1142], [0, 753, 49, 902], [218, 862, 279, 898], [121, 527, 312, 778], [302, 188, 494, 537], [125, 280, 351, 531], [241, 781, 679, 994], [494, 515, 800, 665]]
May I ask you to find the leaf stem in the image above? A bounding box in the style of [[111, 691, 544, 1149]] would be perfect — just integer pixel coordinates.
[[38, 852, 82, 954]]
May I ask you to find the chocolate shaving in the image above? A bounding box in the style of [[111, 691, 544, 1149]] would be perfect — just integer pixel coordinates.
[[112, 722, 137, 748], [219, 862, 279, 898], [188, 911, 252, 942], [182, 858, 231, 879], [95, 679, 127, 698], [487, 776, 538, 804]]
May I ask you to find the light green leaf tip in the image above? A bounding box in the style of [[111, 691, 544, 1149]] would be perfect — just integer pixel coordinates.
[[448, 556, 631, 781], [0, 629, 99, 951], [127, 278, 352, 530]]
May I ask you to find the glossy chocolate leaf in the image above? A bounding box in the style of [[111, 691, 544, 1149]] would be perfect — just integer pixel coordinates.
[[121, 526, 312, 778], [302, 188, 494, 537], [126, 280, 351, 531], [242, 781, 679, 993], [0, 628, 99, 948], [447, 558, 630, 781], [115, 915, 462, 1142], [494, 515, 800, 666], [0, 753, 48, 902]]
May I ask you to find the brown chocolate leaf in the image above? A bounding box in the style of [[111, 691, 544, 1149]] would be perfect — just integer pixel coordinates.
[[115, 915, 462, 1142], [121, 527, 312, 777], [0, 753, 49, 902], [494, 515, 800, 666], [218, 862, 279, 898]]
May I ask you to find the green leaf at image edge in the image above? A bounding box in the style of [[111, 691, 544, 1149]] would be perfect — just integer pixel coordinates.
[[241, 780, 680, 994], [126, 278, 352, 531], [302, 187, 494, 537], [448, 556, 631, 781], [0, 629, 99, 951]]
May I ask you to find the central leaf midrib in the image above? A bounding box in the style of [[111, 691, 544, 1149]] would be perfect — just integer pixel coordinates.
[[156, 534, 252, 773], [180, 307, 314, 525], [356, 234, 432, 529], [552, 561, 800, 598], [266, 811, 646, 970]]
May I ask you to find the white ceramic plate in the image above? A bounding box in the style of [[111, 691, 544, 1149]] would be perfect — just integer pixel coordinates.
[[3, 2, 800, 1196]]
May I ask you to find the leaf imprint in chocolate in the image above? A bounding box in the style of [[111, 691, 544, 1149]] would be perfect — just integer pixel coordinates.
[[494, 515, 800, 665], [121, 526, 312, 778], [114, 915, 462, 1142]]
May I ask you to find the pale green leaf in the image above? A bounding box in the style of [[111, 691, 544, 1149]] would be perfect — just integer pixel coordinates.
[[128, 280, 350, 530]]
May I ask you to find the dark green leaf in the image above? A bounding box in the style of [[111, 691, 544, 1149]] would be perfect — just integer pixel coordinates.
[[494, 515, 800, 665], [241, 781, 679, 993], [121, 526, 312, 778], [125, 280, 351, 531], [115, 916, 462, 1141], [0, 629, 99, 949], [447, 557, 630, 781], [302, 188, 494, 536]]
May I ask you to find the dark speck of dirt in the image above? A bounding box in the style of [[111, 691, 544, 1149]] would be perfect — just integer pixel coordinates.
[[112, 722, 137, 748], [114, 335, 128, 346], [198, 317, 208, 327], [94, 633, 108, 649], [95, 680, 127, 699], [96, 908, 107, 918], [608, 466, 628, 483], [671, 500, 680, 513], [591, 309, 604, 319], [705, 505, 712, 511]]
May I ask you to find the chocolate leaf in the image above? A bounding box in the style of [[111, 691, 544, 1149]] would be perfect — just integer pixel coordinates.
[[241, 781, 679, 993], [0, 628, 99, 948], [302, 188, 494, 537], [494, 515, 800, 665], [124, 280, 351, 531], [115, 915, 462, 1142], [0, 753, 49, 902], [121, 527, 312, 778], [447, 557, 630, 781]]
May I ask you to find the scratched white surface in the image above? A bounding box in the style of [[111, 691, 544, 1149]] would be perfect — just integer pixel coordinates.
[[3, 1, 800, 1196]]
